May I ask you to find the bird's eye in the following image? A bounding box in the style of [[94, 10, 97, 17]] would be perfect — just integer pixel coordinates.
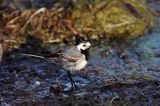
[[83, 44, 86, 47]]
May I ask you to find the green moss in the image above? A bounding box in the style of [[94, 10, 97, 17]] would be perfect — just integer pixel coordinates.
[[72, 0, 154, 39]]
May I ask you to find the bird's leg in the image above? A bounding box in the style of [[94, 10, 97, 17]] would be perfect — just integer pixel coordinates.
[[67, 70, 78, 89]]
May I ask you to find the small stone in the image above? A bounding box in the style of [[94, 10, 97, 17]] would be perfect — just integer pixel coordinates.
[[35, 81, 41, 86]]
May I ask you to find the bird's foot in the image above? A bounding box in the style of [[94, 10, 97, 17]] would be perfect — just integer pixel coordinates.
[[70, 82, 79, 91]]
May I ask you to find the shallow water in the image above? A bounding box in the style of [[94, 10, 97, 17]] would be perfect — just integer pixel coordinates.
[[1, 27, 160, 106]]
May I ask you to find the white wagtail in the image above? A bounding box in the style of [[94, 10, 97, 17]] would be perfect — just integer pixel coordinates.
[[21, 41, 91, 89], [45, 41, 91, 89]]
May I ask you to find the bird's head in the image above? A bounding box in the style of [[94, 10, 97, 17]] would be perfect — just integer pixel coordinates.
[[76, 41, 91, 51]]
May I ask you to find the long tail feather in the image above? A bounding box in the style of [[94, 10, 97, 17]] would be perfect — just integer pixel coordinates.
[[21, 53, 45, 59]]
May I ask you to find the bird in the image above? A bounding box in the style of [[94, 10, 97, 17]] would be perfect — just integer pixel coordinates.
[[44, 41, 91, 89], [21, 40, 91, 89]]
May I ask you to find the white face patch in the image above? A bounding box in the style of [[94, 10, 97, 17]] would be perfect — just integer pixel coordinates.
[[76, 42, 91, 51]]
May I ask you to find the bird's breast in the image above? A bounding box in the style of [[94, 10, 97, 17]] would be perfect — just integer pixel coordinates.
[[62, 57, 87, 72], [74, 58, 87, 71]]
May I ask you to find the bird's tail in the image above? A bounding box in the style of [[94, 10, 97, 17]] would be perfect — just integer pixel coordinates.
[[20, 53, 45, 59]]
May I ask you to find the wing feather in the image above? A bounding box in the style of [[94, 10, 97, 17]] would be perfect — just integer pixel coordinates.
[[44, 46, 81, 62]]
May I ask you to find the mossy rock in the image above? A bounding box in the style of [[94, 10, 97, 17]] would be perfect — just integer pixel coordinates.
[[71, 0, 154, 39], [1, 0, 154, 48]]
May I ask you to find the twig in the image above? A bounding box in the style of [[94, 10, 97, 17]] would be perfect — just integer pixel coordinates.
[[106, 20, 135, 29], [21, 7, 46, 32], [109, 93, 119, 106], [26, 7, 46, 25]]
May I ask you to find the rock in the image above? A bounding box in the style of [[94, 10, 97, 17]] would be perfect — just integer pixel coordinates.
[[72, 0, 154, 39], [1, 0, 154, 46]]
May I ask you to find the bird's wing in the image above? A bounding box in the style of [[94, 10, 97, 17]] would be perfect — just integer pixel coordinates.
[[60, 46, 82, 62], [45, 46, 82, 62], [44, 51, 80, 63], [44, 50, 62, 63], [60, 53, 80, 62]]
